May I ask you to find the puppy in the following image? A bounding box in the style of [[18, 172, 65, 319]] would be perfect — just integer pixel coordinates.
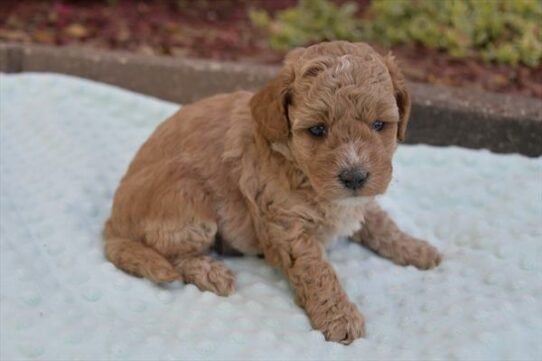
[[104, 41, 441, 344]]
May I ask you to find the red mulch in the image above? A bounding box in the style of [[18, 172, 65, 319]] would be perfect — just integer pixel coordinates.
[[2, 0, 541, 98]]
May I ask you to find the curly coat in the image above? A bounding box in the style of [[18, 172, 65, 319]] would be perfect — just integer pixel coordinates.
[[104, 41, 441, 344]]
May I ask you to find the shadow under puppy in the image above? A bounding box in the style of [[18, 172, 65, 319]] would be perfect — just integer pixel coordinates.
[[104, 41, 441, 344]]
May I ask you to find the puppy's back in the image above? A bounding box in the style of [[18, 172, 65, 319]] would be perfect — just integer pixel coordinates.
[[124, 91, 253, 178]]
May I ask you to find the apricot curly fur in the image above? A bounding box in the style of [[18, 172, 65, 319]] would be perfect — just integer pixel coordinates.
[[104, 41, 441, 344]]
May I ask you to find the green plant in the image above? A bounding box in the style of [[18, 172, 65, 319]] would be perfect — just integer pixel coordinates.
[[364, 0, 542, 67], [250, 0, 542, 68], [249, 0, 361, 50]]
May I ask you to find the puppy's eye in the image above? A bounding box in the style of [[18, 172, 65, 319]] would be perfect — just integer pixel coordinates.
[[308, 125, 327, 137], [372, 120, 385, 132]]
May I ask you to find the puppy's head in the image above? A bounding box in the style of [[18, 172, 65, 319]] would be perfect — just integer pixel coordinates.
[[250, 41, 411, 201]]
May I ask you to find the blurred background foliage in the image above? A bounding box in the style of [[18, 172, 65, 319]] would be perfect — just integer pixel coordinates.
[[249, 0, 362, 50], [250, 0, 542, 68], [1, 0, 541, 97]]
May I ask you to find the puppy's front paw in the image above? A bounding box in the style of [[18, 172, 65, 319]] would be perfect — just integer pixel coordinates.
[[399, 237, 441, 270], [318, 302, 365, 344]]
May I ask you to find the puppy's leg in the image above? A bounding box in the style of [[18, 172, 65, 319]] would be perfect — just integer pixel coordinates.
[[352, 202, 441, 269], [260, 225, 364, 344], [142, 175, 235, 296], [104, 233, 180, 283]]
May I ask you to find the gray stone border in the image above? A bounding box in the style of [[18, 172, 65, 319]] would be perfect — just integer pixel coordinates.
[[2, 43, 541, 156]]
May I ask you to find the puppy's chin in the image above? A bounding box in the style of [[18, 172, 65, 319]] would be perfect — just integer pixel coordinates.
[[310, 183, 375, 205], [329, 181, 390, 203], [334, 195, 374, 207]]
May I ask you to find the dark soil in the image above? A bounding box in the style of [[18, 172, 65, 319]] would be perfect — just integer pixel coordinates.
[[2, 0, 541, 98]]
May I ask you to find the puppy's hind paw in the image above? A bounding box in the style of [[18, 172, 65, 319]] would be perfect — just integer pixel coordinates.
[[176, 256, 235, 296], [202, 261, 235, 296]]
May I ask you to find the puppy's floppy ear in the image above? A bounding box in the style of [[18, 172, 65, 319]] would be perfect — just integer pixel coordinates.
[[250, 48, 304, 144], [382, 53, 411, 141]]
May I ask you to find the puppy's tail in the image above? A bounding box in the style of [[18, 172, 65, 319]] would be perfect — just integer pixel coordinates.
[[103, 222, 180, 283]]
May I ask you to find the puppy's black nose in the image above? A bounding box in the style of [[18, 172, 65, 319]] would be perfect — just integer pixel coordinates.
[[338, 168, 369, 191]]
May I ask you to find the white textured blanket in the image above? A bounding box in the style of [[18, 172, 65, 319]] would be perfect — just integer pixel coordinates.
[[1, 73, 541, 361]]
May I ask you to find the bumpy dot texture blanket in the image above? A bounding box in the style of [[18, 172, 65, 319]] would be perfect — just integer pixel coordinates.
[[1, 73, 541, 361]]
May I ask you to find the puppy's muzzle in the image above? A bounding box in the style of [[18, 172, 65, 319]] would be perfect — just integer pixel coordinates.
[[338, 168, 369, 191]]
